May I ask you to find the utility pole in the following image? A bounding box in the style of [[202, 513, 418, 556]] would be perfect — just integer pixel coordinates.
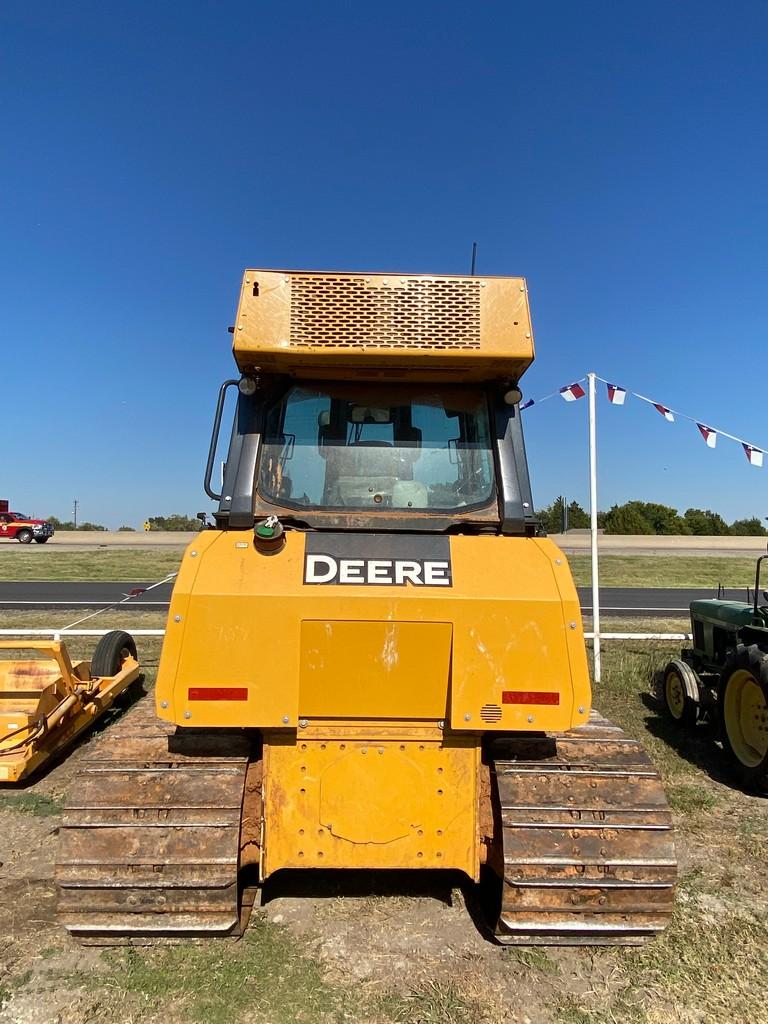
[[73, 499, 79, 530]]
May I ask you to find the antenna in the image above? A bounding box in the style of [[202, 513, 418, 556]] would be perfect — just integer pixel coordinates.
[[470, 242, 477, 276]]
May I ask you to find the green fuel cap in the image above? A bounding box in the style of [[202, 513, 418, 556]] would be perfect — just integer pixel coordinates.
[[256, 524, 275, 538]]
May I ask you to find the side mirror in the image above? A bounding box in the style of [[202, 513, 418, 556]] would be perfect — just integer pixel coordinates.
[[196, 512, 208, 530]]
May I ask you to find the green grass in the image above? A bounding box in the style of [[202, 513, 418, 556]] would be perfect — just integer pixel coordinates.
[[0, 792, 63, 816], [568, 553, 759, 588], [380, 978, 484, 1023], [99, 923, 357, 1024], [666, 781, 719, 814], [0, 548, 184, 582]]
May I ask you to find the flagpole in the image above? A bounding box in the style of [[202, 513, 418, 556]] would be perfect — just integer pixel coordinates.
[[587, 372, 601, 684]]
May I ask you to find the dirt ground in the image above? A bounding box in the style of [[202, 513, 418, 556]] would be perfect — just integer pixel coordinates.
[[2, 626, 768, 1024]]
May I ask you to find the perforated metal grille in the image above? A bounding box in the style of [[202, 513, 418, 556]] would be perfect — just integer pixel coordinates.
[[481, 704, 503, 723], [288, 275, 482, 350]]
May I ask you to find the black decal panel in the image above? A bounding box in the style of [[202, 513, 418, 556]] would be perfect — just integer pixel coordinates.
[[303, 533, 452, 587]]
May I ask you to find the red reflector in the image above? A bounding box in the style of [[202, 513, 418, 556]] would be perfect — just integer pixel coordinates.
[[502, 690, 560, 706], [188, 687, 248, 701]]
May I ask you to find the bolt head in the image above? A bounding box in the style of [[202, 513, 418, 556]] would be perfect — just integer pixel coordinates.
[[282, 715, 290, 724], [527, 714, 534, 724], [569, 622, 577, 630], [190, 551, 198, 557], [298, 718, 308, 729], [555, 558, 562, 565], [464, 713, 472, 722], [160, 700, 169, 709], [183, 711, 191, 720], [578, 706, 585, 715], [174, 615, 181, 623], [438, 719, 445, 730]]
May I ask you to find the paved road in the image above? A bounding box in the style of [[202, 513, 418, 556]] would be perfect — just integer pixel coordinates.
[[0, 581, 174, 610], [0, 581, 753, 616]]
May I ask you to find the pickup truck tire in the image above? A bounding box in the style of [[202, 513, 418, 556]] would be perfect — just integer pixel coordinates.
[[34, 537, 49, 544], [16, 529, 33, 544]]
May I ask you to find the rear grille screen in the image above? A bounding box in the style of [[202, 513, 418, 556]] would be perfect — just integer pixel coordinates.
[[288, 275, 482, 350], [481, 703, 503, 723]]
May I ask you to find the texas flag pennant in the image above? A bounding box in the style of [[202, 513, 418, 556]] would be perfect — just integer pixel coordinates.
[[560, 382, 586, 402], [607, 383, 627, 405], [520, 399, 535, 410], [743, 444, 764, 467], [654, 403, 674, 422], [696, 424, 717, 449]]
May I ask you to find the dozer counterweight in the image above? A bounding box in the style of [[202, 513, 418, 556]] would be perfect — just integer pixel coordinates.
[[56, 270, 676, 945]]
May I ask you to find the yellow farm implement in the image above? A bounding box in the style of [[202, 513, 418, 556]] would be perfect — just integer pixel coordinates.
[[0, 631, 139, 783]]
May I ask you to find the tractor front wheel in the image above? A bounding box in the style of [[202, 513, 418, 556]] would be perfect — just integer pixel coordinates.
[[719, 645, 768, 792], [662, 660, 700, 728]]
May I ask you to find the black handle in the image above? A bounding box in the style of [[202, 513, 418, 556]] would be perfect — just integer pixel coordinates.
[[204, 380, 238, 500]]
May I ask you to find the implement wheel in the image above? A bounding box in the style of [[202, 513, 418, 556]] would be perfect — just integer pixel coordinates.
[[662, 660, 699, 728], [719, 645, 768, 792], [91, 631, 138, 678]]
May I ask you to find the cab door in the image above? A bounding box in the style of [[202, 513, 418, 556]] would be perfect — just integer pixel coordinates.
[[0, 514, 17, 539]]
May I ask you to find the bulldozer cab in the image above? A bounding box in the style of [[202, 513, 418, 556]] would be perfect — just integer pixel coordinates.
[[215, 376, 534, 534], [207, 269, 537, 535]]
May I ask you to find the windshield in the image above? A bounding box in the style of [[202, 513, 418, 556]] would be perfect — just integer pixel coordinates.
[[258, 384, 495, 513]]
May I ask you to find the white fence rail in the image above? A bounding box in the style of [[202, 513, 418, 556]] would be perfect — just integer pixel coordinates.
[[0, 628, 693, 642]]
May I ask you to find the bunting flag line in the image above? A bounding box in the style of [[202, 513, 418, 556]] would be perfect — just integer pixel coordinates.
[[560, 382, 586, 402], [743, 444, 764, 467], [520, 372, 765, 470], [697, 424, 717, 449]]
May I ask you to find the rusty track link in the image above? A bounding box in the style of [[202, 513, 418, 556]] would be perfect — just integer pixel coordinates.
[[493, 712, 676, 945], [55, 696, 251, 944]]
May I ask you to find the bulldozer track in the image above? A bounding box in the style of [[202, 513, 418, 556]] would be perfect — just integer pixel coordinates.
[[492, 711, 676, 945], [56, 696, 252, 944], [57, 700, 674, 947]]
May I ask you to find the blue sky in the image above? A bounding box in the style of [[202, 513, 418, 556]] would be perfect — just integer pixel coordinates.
[[2, 1, 766, 527]]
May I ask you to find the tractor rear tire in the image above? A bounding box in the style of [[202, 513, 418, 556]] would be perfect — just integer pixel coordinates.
[[17, 529, 33, 544], [91, 631, 138, 678], [662, 660, 700, 728], [719, 645, 768, 793]]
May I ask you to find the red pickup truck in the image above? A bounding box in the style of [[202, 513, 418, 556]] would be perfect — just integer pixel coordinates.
[[0, 512, 55, 544]]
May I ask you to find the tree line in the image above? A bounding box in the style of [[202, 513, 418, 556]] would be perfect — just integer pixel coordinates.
[[46, 514, 202, 532], [538, 498, 767, 536]]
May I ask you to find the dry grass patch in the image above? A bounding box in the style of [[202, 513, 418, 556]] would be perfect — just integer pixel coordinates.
[[0, 548, 184, 582], [568, 554, 758, 589]]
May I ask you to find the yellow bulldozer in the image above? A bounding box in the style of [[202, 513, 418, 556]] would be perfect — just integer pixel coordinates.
[[56, 270, 676, 945]]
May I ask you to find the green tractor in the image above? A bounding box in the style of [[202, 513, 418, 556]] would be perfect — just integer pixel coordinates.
[[661, 551, 768, 791]]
